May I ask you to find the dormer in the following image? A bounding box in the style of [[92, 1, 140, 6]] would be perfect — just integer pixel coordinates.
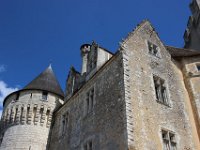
[[65, 67, 82, 99]]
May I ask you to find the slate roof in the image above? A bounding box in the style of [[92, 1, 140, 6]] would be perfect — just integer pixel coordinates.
[[24, 65, 64, 97], [166, 46, 200, 57]]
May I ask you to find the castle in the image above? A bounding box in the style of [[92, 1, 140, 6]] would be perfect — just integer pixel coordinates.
[[0, 0, 200, 149]]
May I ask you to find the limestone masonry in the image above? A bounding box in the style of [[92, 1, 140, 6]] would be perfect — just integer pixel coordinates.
[[0, 0, 200, 149]]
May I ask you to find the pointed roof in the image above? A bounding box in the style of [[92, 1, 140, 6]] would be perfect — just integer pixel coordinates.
[[24, 65, 64, 97]]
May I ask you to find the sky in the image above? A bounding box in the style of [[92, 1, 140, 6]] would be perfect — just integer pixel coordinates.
[[0, 0, 191, 117]]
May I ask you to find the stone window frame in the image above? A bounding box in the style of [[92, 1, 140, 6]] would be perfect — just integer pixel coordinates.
[[85, 87, 95, 115], [83, 139, 93, 150], [152, 75, 170, 107], [147, 41, 161, 58], [60, 111, 69, 137], [196, 63, 200, 71], [161, 128, 177, 150], [42, 91, 48, 101]]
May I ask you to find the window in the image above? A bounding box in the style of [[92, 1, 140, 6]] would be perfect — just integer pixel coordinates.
[[0, 132, 4, 146], [61, 112, 69, 136], [153, 76, 169, 106], [42, 92, 48, 100], [16, 93, 20, 100], [196, 64, 200, 71], [86, 88, 95, 114], [161, 130, 177, 150], [148, 41, 159, 57], [84, 141, 93, 150]]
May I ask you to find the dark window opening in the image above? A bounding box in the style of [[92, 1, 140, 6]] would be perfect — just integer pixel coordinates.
[[148, 41, 159, 57], [86, 88, 95, 114], [42, 92, 48, 100], [161, 130, 177, 150], [153, 76, 169, 106], [16, 93, 20, 100], [84, 141, 93, 150], [61, 112, 69, 136], [196, 64, 200, 71]]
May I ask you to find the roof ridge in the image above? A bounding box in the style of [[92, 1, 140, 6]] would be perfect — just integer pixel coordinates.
[[118, 19, 150, 50]]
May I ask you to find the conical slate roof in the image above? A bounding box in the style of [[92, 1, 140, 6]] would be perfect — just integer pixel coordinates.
[[24, 65, 64, 97]]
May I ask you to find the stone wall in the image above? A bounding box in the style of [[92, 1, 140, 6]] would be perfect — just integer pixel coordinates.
[[121, 20, 200, 149], [48, 52, 128, 150], [181, 56, 200, 141], [0, 90, 62, 150]]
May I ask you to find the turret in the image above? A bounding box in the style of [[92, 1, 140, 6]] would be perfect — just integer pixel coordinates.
[[0, 65, 64, 150]]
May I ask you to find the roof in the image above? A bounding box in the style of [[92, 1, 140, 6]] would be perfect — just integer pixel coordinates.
[[3, 65, 64, 106], [166, 46, 200, 57], [24, 65, 64, 97]]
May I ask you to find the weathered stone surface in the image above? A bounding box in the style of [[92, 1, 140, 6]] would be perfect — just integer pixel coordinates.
[[48, 53, 128, 150], [0, 90, 63, 150]]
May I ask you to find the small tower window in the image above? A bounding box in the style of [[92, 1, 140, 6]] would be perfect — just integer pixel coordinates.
[[153, 76, 169, 106], [16, 93, 20, 100], [196, 64, 200, 71], [42, 92, 48, 100]]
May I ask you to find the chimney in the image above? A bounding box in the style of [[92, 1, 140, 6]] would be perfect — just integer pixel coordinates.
[[80, 44, 91, 75]]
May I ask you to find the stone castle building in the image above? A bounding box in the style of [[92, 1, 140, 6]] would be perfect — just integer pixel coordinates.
[[0, 0, 200, 149]]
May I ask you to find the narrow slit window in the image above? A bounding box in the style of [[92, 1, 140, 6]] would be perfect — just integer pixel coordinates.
[[16, 93, 20, 100], [14, 107, 18, 122], [86, 87, 95, 114], [61, 112, 69, 136]]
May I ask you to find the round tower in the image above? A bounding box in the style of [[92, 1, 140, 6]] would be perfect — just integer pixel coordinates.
[[0, 65, 64, 150]]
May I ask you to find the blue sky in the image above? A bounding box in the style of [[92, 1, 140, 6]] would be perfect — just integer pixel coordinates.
[[0, 0, 191, 116]]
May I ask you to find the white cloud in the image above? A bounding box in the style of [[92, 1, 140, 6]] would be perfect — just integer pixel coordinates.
[[0, 65, 6, 73], [0, 81, 18, 118]]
